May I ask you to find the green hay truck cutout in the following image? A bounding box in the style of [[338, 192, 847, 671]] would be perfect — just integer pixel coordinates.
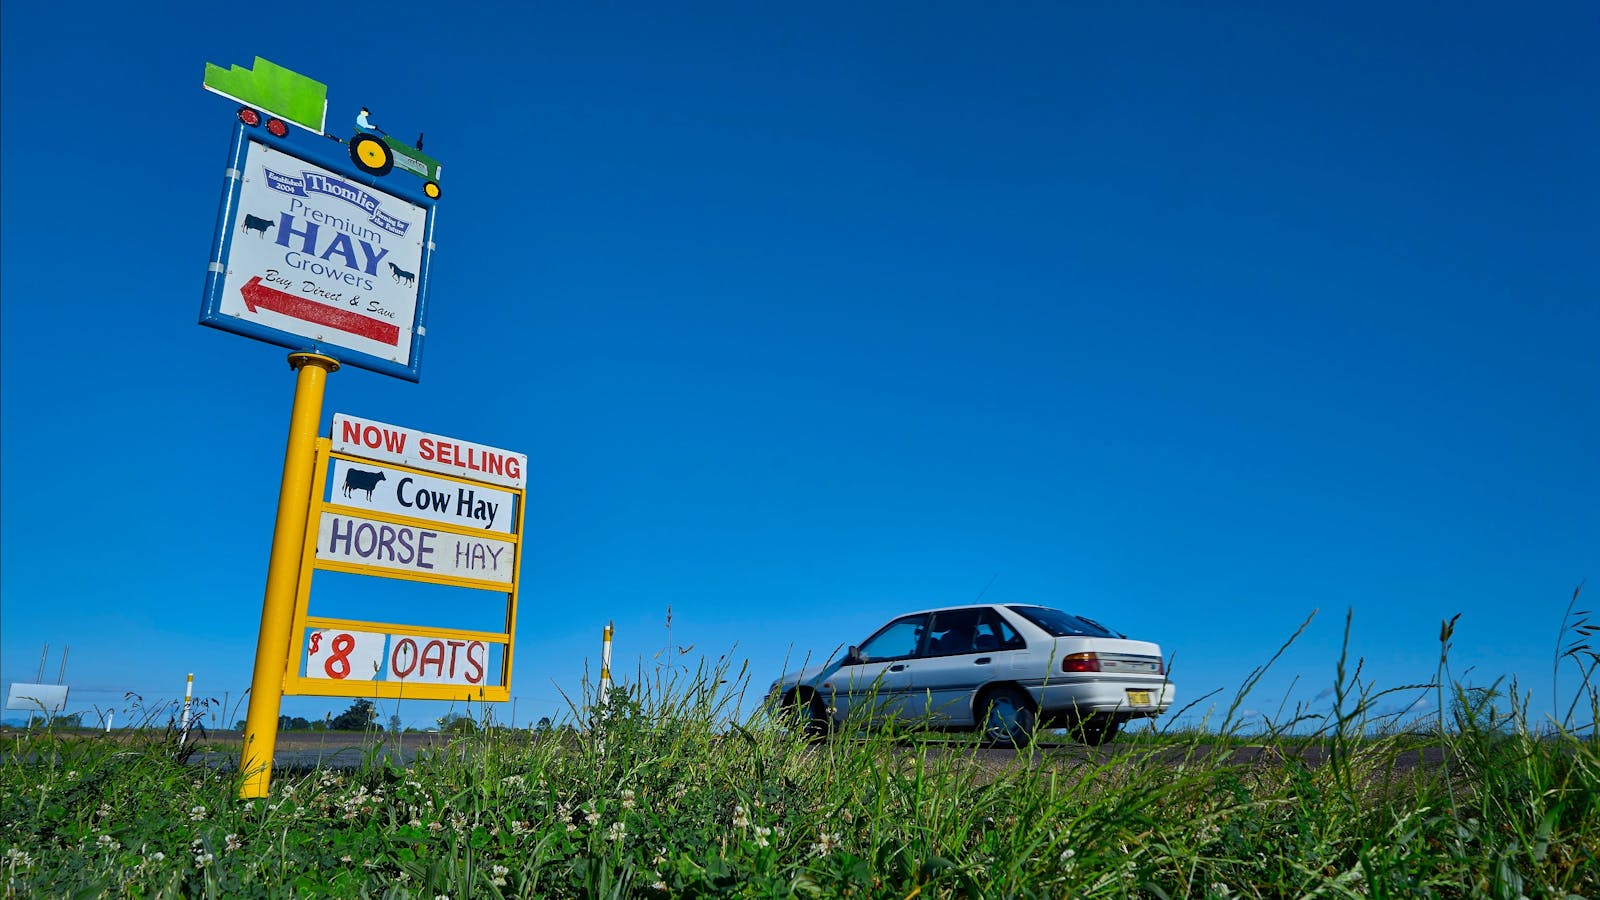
[[204, 57, 442, 195]]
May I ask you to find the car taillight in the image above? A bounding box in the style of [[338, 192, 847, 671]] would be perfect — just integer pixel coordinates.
[[1157, 657, 1166, 676], [1062, 652, 1101, 673], [238, 107, 261, 127], [266, 118, 289, 138]]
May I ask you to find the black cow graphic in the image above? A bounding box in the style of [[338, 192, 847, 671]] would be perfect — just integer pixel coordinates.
[[388, 262, 416, 286], [241, 214, 275, 238], [342, 468, 386, 500]]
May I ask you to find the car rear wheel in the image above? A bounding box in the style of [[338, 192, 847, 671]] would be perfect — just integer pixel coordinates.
[[979, 686, 1036, 748]]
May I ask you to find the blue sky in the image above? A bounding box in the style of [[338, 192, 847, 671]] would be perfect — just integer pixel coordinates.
[[3, 2, 1595, 732]]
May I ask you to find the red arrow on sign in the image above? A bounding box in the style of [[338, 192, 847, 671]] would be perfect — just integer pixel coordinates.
[[240, 276, 400, 346]]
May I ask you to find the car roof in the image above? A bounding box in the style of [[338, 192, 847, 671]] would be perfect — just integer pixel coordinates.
[[895, 602, 1051, 617]]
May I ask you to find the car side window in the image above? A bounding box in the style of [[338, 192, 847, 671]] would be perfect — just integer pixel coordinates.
[[856, 615, 927, 662], [974, 608, 1026, 651], [927, 608, 983, 656]]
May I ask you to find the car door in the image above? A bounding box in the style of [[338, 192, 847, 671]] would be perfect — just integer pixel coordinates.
[[828, 614, 928, 726], [914, 608, 986, 725]]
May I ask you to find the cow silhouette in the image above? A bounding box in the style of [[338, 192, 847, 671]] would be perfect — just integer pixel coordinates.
[[342, 468, 386, 500], [241, 214, 275, 238], [388, 262, 416, 286]]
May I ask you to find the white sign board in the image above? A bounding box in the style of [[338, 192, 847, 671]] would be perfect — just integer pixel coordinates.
[[303, 628, 498, 686], [218, 141, 427, 367], [329, 458, 516, 534], [332, 414, 526, 489], [6, 683, 68, 712], [315, 512, 516, 584]]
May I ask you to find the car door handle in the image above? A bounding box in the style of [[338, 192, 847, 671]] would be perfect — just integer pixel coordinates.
[[974, 657, 992, 665], [889, 664, 907, 672]]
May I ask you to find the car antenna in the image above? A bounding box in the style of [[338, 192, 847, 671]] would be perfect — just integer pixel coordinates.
[[974, 573, 999, 602]]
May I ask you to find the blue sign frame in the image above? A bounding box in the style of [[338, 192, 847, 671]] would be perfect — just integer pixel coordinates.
[[200, 120, 439, 382]]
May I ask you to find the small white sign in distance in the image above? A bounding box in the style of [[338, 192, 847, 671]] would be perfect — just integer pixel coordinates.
[[329, 458, 516, 534], [332, 414, 526, 490], [315, 512, 516, 584]]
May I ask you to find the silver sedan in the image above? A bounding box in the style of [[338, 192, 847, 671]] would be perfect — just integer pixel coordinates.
[[769, 603, 1174, 746]]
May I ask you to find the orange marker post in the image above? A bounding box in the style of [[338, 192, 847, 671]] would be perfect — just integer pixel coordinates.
[[239, 352, 339, 798]]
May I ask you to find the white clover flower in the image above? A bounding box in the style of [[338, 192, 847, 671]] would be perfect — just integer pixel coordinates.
[[225, 834, 242, 852], [753, 826, 772, 848], [502, 775, 526, 789], [731, 804, 750, 829], [428, 822, 444, 834], [193, 851, 215, 868], [607, 821, 627, 842], [621, 788, 637, 810], [6, 848, 34, 867], [66, 770, 79, 781], [492, 863, 510, 886], [149, 851, 165, 863], [585, 809, 601, 826], [341, 854, 352, 863], [811, 831, 841, 856], [1060, 847, 1076, 864], [409, 817, 423, 827], [652, 881, 668, 892], [189, 805, 207, 821]]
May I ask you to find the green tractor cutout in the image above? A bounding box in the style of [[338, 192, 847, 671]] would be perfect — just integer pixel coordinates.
[[203, 57, 442, 200]]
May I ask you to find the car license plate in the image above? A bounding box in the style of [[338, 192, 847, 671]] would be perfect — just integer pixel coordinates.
[[1127, 690, 1152, 707]]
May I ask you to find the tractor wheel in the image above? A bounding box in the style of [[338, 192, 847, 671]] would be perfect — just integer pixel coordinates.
[[350, 133, 394, 176]]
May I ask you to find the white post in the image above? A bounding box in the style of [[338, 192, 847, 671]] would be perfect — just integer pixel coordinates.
[[105, 711, 114, 733], [599, 623, 614, 708], [178, 673, 195, 748]]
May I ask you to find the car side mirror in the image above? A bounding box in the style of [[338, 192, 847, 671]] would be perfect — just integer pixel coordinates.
[[844, 645, 864, 665]]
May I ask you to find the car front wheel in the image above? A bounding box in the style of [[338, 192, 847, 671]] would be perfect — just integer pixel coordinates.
[[783, 692, 832, 742], [979, 686, 1036, 748]]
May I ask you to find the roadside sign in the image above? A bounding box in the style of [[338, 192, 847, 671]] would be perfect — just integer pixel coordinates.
[[201, 133, 435, 380], [302, 627, 500, 688], [329, 458, 516, 533], [283, 423, 525, 703], [313, 511, 516, 585], [331, 413, 526, 489]]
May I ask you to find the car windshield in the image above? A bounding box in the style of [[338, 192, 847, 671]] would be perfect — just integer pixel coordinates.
[[1007, 605, 1121, 638]]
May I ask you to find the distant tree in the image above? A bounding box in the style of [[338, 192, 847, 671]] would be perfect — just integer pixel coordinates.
[[329, 699, 378, 731], [437, 712, 477, 734], [534, 716, 553, 733], [388, 714, 402, 734]]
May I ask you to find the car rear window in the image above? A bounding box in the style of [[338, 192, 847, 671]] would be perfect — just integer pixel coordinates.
[[1006, 605, 1120, 638]]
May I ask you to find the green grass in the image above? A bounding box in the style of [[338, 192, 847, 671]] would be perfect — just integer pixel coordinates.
[[4, 602, 1597, 898]]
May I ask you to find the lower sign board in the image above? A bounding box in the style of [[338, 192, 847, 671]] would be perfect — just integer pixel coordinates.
[[302, 627, 499, 687]]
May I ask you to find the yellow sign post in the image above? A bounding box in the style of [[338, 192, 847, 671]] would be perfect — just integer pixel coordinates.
[[239, 352, 339, 799]]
